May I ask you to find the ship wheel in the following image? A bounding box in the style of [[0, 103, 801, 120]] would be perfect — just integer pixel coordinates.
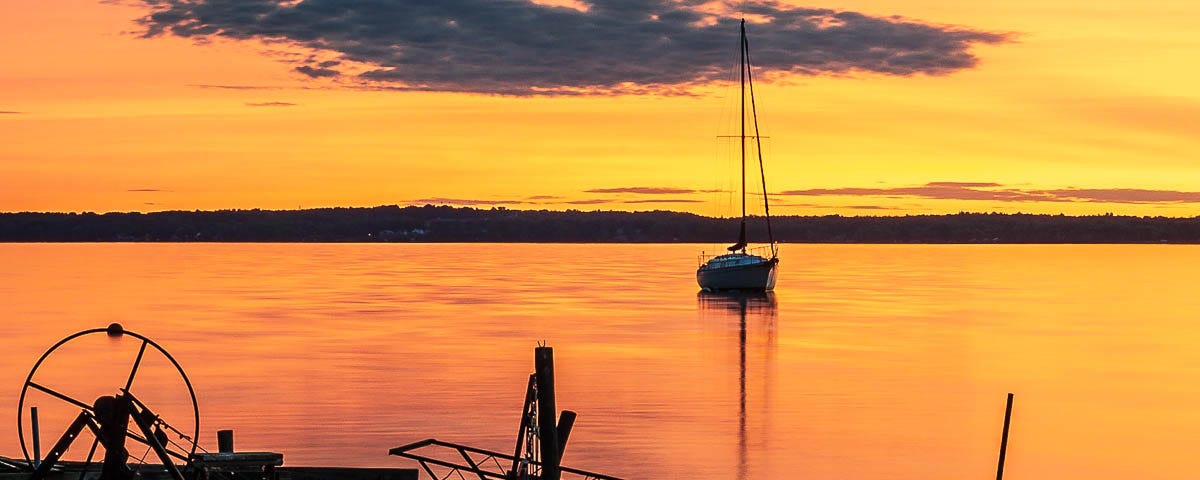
[[16, 324, 201, 480]]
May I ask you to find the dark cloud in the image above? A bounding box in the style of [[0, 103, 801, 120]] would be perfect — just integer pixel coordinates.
[[623, 199, 704, 204], [410, 197, 530, 206], [587, 187, 699, 194], [190, 84, 281, 90], [0, 111, 24, 114], [779, 182, 1200, 204], [245, 101, 298, 107], [773, 200, 901, 210], [1040, 188, 1200, 204], [526, 195, 563, 200], [295, 65, 341, 78], [133, 0, 1009, 95], [781, 185, 1045, 202], [561, 199, 614, 205], [127, 188, 168, 192], [771, 201, 825, 208], [924, 181, 1003, 188]]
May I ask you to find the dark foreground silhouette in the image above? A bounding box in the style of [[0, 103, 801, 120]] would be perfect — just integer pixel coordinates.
[[2, 205, 1200, 243]]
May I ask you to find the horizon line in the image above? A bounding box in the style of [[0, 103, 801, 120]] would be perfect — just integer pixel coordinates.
[[2, 205, 1199, 220]]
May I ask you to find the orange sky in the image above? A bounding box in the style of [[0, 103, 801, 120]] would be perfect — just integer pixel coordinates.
[[1, 0, 1198, 216]]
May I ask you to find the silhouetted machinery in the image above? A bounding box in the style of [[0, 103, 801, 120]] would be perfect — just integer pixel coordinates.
[[389, 345, 621, 480], [17, 324, 202, 480], [15, 324, 283, 480], [13, 326, 612, 480]]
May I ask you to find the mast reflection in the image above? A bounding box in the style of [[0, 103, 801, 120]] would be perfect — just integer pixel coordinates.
[[697, 291, 778, 480]]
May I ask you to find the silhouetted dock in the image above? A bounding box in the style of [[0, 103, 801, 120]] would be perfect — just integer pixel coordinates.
[[6, 325, 619, 480], [0, 458, 416, 480]]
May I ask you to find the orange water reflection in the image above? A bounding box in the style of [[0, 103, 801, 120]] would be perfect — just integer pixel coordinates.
[[2, 244, 1200, 479], [697, 291, 776, 480]]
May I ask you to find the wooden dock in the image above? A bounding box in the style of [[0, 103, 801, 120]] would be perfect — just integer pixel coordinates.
[[0, 456, 416, 480]]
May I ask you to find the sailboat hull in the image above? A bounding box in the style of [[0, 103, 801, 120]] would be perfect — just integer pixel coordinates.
[[697, 256, 778, 292]]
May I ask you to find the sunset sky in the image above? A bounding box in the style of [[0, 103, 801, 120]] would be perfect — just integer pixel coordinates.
[[2, 0, 1198, 216]]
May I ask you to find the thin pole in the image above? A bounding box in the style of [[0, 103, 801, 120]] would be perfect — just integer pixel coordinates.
[[742, 23, 776, 257], [739, 18, 746, 224], [31, 406, 41, 469], [996, 393, 1014, 480], [535, 347, 560, 480]]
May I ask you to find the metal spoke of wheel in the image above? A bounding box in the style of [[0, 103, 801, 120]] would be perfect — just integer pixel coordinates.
[[124, 431, 189, 463], [26, 381, 92, 411], [124, 340, 149, 391]]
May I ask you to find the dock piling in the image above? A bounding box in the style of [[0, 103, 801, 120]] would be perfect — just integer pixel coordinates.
[[389, 343, 622, 480], [218, 430, 235, 454], [534, 347, 560, 480], [31, 406, 41, 469], [556, 410, 576, 456]]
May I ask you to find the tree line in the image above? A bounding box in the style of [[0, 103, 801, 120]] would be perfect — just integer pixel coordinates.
[[2, 205, 1200, 243]]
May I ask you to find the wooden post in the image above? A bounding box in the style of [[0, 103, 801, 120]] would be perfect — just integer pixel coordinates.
[[218, 429, 235, 454], [996, 393, 1014, 480], [31, 406, 41, 469], [535, 347, 560, 480], [556, 410, 576, 455]]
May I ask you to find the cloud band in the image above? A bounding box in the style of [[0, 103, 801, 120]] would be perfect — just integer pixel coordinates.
[[134, 0, 1009, 95]]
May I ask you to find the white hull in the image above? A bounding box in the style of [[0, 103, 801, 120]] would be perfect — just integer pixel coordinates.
[[696, 255, 778, 291]]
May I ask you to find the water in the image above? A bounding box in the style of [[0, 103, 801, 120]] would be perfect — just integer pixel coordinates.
[[2, 243, 1200, 479]]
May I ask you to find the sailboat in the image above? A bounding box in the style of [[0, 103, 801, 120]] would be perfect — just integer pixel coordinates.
[[696, 19, 779, 292]]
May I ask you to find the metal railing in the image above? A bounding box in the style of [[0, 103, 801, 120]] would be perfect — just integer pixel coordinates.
[[390, 438, 622, 480], [697, 244, 777, 266]]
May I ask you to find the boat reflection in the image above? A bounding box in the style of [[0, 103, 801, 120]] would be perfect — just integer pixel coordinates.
[[697, 291, 777, 480], [697, 291, 779, 317]]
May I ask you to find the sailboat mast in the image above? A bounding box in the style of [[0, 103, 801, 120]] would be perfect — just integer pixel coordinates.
[[739, 19, 747, 224], [743, 23, 777, 257]]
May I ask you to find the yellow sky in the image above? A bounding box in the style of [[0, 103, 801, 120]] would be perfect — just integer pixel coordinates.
[[1, 0, 1198, 216]]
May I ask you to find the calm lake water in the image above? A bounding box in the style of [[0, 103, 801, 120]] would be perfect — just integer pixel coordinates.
[[2, 243, 1200, 479]]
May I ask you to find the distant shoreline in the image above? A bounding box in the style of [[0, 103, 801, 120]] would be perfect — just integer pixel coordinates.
[[3, 205, 1200, 243]]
